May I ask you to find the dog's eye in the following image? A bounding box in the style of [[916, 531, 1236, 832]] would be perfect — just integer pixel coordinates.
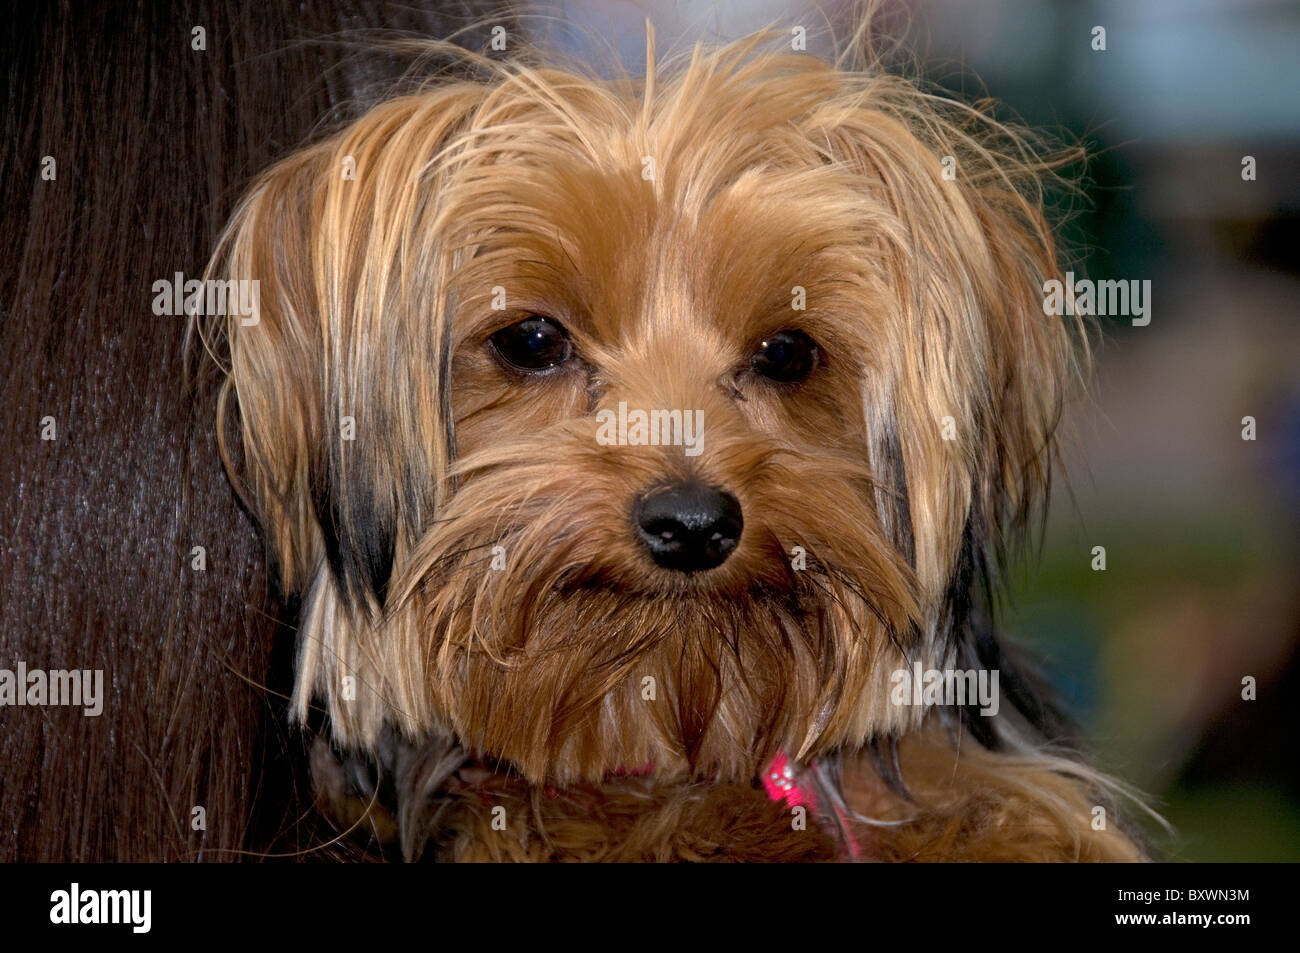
[[489, 316, 572, 372], [751, 330, 818, 383]]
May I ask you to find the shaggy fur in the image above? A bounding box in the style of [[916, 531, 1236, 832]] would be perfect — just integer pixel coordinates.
[[198, 25, 1151, 861]]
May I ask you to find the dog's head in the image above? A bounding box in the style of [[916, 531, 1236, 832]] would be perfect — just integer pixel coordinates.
[[204, 36, 1081, 785]]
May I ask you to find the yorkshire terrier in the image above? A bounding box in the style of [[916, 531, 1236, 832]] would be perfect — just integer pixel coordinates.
[[199, 30, 1150, 862]]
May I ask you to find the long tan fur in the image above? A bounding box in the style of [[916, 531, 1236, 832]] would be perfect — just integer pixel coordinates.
[[200, 26, 1148, 861]]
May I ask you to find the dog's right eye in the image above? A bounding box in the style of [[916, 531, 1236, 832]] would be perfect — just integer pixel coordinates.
[[751, 329, 818, 384], [489, 316, 572, 372]]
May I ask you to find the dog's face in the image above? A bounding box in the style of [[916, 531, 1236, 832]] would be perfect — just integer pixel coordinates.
[[207, 43, 1076, 784]]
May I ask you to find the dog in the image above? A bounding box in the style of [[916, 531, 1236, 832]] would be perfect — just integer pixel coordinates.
[[197, 28, 1150, 862]]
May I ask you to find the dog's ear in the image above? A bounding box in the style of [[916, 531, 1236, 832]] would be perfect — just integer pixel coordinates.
[[812, 87, 1083, 614], [202, 90, 482, 605]]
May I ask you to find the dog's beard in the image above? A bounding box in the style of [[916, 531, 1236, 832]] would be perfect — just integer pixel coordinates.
[[305, 428, 919, 786]]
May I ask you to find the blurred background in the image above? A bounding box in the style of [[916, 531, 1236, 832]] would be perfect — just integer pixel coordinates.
[[526, 0, 1300, 860]]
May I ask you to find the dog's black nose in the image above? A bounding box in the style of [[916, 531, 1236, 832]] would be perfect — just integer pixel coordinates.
[[633, 482, 743, 572]]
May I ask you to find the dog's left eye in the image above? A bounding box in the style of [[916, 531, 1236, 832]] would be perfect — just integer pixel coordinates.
[[489, 316, 572, 372], [751, 330, 818, 383]]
